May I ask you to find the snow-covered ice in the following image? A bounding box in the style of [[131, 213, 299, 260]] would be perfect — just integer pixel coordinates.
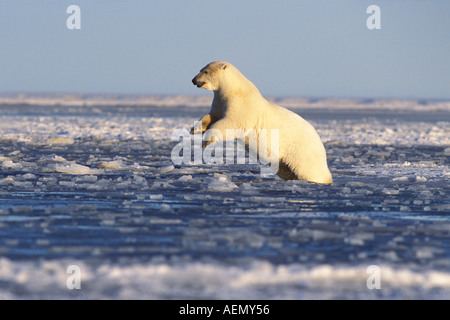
[[0, 96, 449, 299]]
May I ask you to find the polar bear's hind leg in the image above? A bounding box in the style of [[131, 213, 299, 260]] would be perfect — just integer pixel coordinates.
[[276, 160, 299, 180]]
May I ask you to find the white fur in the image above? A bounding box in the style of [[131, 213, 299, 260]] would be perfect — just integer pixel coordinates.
[[191, 61, 332, 184]]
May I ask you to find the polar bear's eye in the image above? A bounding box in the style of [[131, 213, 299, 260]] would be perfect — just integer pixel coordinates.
[[203, 70, 209, 74]]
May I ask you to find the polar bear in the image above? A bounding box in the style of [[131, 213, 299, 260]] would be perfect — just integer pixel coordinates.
[[191, 61, 332, 184]]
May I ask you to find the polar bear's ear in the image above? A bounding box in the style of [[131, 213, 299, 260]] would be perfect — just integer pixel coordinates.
[[219, 63, 228, 70]]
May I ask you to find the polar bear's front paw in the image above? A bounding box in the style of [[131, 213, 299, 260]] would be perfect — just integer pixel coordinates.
[[190, 122, 205, 134], [190, 126, 202, 134]]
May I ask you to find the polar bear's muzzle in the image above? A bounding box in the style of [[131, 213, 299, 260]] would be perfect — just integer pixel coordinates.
[[192, 76, 206, 88]]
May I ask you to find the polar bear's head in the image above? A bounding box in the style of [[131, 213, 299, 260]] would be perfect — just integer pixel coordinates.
[[192, 61, 229, 91]]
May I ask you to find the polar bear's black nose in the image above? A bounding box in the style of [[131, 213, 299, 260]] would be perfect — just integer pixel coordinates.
[[192, 76, 205, 88]]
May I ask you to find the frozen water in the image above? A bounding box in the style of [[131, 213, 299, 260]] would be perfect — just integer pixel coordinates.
[[0, 96, 449, 299], [206, 175, 239, 192], [1, 258, 449, 299], [55, 163, 105, 175]]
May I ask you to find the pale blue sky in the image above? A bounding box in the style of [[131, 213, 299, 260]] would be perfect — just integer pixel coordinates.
[[1, 0, 449, 99]]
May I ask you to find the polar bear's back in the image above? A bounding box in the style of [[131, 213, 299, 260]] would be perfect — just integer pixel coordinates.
[[268, 103, 332, 183], [267, 103, 322, 147]]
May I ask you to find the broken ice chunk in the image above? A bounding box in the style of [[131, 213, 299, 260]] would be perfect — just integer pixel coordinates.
[[55, 163, 104, 175], [206, 176, 238, 192]]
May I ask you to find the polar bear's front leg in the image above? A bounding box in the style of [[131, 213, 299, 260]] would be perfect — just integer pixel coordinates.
[[190, 114, 213, 134], [202, 118, 238, 148]]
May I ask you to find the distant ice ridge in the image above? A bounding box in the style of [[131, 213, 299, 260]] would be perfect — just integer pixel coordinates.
[[0, 93, 449, 111], [0, 258, 449, 299], [0, 93, 213, 108]]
